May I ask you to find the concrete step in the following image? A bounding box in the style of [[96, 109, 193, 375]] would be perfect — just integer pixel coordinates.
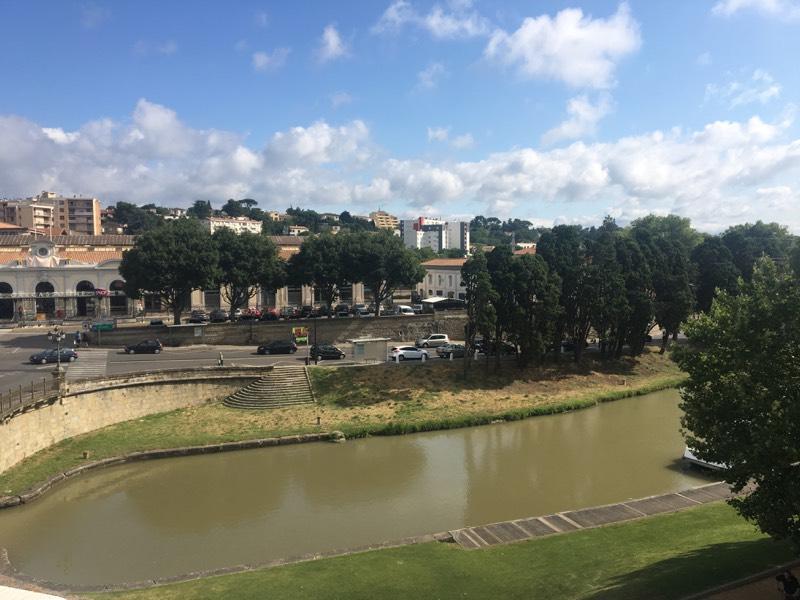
[[223, 367, 315, 410]]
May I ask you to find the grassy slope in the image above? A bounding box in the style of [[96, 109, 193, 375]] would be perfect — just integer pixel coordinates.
[[88, 503, 794, 600], [0, 350, 683, 496]]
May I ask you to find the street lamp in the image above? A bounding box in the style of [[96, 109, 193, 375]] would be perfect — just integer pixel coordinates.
[[48, 325, 66, 374]]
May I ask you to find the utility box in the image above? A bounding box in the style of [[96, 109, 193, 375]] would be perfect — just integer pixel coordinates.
[[348, 337, 390, 363]]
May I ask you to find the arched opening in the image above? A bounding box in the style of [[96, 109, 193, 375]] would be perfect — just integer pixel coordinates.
[[76, 280, 96, 317], [0, 282, 13, 320], [35, 281, 55, 317], [109, 280, 128, 315]]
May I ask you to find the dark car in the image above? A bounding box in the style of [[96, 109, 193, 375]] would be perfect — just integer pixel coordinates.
[[300, 305, 315, 319], [257, 340, 298, 355], [279, 306, 299, 320], [335, 303, 351, 318], [238, 308, 262, 321], [259, 308, 279, 321], [149, 319, 164, 327], [437, 343, 466, 359], [209, 309, 228, 323], [30, 348, 78, 364], [124, 339, 163, 354], [188, 310, 209, 323], [474, 338, 516, 355], [310, 344, 346, 360]]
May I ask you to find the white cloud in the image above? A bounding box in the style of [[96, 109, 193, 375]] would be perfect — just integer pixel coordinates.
[[427, 127, 475, 149], [133, 40, 178, 56], [2, 101, 800, 232], [317, 24, 350, 63], [252, 48, 290, 71], [484, 3, 641, 89], [330, 91, 354, 109], [427, 126, 450, 142], [451, 133, 475, 149], [712, 0, 800, 19], [542, 94, 613, 145], [372, 0, 489, 39], [705, 69, 782, 108], [416, 62, 447, 89]]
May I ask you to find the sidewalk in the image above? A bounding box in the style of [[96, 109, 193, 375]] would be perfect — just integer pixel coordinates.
[[0, 586, 64, 599]]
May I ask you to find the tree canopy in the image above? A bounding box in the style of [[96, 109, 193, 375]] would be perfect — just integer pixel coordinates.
[[213, 229, 283, 313], [288, 233, 349, 315]]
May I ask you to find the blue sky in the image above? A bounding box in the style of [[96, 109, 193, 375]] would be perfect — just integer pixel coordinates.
[[1, 0, 799, 231]]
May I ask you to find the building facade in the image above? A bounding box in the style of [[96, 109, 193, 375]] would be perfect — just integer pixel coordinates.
[[201, 216, 262, 235], [369, 210, 399, 231], [399, 217, 469, 252], [1, 192, 102, 235], [417, 258, 467, 300]]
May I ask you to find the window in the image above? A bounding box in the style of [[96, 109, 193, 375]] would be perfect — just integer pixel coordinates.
[[428, 289, 433, 296], [458, 293, 466, 300], [436, 290, 443, 296], [448, 275, 453, 286], [438, 275, 443, 285], [428, 274, 432, 283], [448, 291, 454, 298]]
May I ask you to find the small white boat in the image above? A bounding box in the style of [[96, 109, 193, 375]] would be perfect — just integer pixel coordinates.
[[683, 446, 727, 471]]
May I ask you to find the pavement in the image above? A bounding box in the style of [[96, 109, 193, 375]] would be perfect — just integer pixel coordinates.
[[0, 587, 63, 600]]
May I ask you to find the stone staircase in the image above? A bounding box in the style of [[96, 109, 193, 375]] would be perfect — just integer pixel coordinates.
[[224, 365, 315, 410]]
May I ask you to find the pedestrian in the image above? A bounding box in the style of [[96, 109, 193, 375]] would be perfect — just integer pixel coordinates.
[[777, 571, 800, 600], [218, 351, 224, 367]]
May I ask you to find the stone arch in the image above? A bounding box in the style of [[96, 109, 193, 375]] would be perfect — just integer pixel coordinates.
[[35, 281, 55, 317], [0, 282, 13, 320], [109, 279, 128, 315], [76, 280, 96, 318]]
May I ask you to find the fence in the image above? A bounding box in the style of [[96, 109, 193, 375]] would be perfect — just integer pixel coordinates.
[[0, 377, 59, 420]]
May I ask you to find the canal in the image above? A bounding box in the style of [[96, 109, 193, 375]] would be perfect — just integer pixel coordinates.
[[0, 389, 712, 586]]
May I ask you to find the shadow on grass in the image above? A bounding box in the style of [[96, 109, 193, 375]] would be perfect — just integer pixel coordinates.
[[585, 539, 796, 600]]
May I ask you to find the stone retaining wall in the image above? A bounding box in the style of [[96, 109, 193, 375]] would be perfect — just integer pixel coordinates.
[[89, 314, 468, 348], [0, 367, 269, 475]]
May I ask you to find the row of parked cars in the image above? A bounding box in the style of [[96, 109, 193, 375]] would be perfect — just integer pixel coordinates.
[[179, 303, 430, 325]]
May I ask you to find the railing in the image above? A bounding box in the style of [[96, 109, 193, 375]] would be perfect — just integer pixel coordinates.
[[0, 377, 59, 420]]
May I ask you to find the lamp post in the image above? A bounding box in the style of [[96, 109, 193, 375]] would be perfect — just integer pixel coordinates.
[[48, 325, 66, 375]]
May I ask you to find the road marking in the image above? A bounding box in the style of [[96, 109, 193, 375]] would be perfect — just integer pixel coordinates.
[[66, 350, 109, 381]]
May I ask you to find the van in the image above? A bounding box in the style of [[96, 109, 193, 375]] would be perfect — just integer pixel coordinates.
[[396, 305, 415, 316]]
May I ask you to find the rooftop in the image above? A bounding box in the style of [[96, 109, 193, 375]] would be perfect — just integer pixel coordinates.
[[422, 258, 467, 267], [0, 234, 136, 247]]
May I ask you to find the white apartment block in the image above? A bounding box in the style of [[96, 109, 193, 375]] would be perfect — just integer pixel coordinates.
[[418, 258, 467, 300], [399, 217, 470, 252], [202, 216, 262, 235], [0, 191, 102, 235]]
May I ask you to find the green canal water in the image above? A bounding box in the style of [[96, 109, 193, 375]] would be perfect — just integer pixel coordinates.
[[0, 389, 712, 586]]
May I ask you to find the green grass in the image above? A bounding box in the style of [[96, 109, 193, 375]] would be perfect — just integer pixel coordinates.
[[87, 503, 795, 600]]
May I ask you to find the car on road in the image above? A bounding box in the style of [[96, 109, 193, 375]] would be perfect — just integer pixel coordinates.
[[475, 338, 516, 356], [415, 333, 450, 348], [209, 309, 228, 323], [29, 348, 78, 364], [310, 344, 346, 360], [436, 343, 465, 359], [238, 308, 261, 321], [389, 346, 429, 361], [335, 303, 351, 318], [259, 308, 279, 321], [149, 319, 164, 327], [411, 304, 423, 314], [124, 339, 163, 354], [279, 306, 299, 320], [188, 310, 209, 323], [257, 340, 298, 355], [352, 304, 371, 317]]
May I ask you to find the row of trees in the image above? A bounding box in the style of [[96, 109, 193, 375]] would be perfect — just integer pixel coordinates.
[[462, 215, 799, 364], [119, 219, 424, 324]]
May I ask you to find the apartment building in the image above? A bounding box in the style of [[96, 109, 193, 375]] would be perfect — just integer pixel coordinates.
[[202, 216, 262, 235], [369, 210, 399, 231], [35, 191, 102, 235], [0, 200, 55, 232], [399, 217, 470, 253]]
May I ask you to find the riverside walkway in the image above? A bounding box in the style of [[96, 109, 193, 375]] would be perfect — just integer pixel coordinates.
[[449, 481, 733, 549]]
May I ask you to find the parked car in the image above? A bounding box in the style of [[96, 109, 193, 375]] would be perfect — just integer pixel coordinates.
[[395, 305, 416, 316], [209, 309, 228, 323], [415, 333, 450, 348], [437, 343, 465, 359], [475, 338, 516, 355], [310, 344, 346, 360], [149, 319, 164, 327], [124, 339, 163, 354], [335, 303, 351, 318], [259, 308, 279, 321], [257, 340, 298, 355], [279, 306, 299, 320], [188, 310, 209, 323], [389, 346, 429, 361], [238, 308, 261, 321], [351, 303, 370, 317], [411, 304, 423, 315], [29, 348, 78, 364], [299, 305, 315, 319], [230, 308, 243, 321]]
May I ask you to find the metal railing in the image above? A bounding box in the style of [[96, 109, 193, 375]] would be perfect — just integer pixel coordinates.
[[0, 377, 59, 420]]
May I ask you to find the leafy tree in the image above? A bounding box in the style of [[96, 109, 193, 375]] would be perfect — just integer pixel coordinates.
[[288, 234, 348, 316], [261, 220, 285, 235], [413, 247, 437, 262], [187, 200, 213, 219], [691, 237, 740, 313], [676, 258, 800, 548], [630, 214, 701, 256], [213, 229, 283, 314], [120, 219, 219, 324], [461, 252, 497, 365], [112, 201, 162, 234], [651, 237, 694, 352], [486, 246, 518, 366], [240, 198, 258, 210], [344, 232, 425, 315], [222, 198, 246, 218], [440, 248, 466, 259], [614, 234, 654, 356], [587, 224, 628, 358], [721, 221, 793, 281], [510, 254, 561, 366]]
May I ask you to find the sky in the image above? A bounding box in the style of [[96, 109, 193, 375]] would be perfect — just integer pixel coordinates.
[[0, 0, 799, 232]]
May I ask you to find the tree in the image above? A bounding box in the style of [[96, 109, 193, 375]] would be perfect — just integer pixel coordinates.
[[486, 246, 518, 367], [691, 237, 740, 313], [721, 221, 793, 281], [345, 232, 425, 315], [119, 219, 219, 324], [586, 224, 628, 359], [187, 200, 212, 219], [614, 234, 654, 356], [461, 252, 497, 366], [676, 258, 800, 548], [213, 229, 283, 315], [112, 201, 162, 234], [510, 254, 561, 366], [222, 199, 246, 218], [288, 234, 348, 316]]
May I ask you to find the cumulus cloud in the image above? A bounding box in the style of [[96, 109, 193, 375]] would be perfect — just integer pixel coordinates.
[[2, 100, 800, 231], [705, 69, 782, 108], [712, 0, 800, 18], [252, 48, 290, 71], [542, 94, 613, 145], [427, 127, 475, 149], [372, 0, 489, 39], [427, 126, 450, 142], [317, 24, 350, 63], [484, 3, 640, 89], [416, 62, 447, 89]]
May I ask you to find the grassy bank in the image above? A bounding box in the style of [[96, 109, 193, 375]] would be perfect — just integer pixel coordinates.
[[87, 502, 794, 600], [0, 350, 684, 497]]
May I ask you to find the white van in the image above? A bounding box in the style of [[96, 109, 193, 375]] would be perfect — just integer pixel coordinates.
[[396, 305, 415, 316]]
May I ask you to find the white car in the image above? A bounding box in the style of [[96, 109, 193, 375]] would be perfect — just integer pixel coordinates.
[[390, 346, 430, 361], [415, 333, 450, 348]]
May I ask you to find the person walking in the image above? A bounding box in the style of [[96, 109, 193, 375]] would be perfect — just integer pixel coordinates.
[[218, 351, 224, 367]]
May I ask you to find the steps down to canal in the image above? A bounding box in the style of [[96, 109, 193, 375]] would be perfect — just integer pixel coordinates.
[[224, 366, 315, 410]]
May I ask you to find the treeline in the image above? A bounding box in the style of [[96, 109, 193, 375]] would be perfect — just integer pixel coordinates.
[[462, 215, 798, 364], [119, 219, 422, 324]]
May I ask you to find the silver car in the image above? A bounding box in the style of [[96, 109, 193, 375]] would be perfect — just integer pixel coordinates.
[[389, 346, 429, 361], [414, 333, 450, 348]]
